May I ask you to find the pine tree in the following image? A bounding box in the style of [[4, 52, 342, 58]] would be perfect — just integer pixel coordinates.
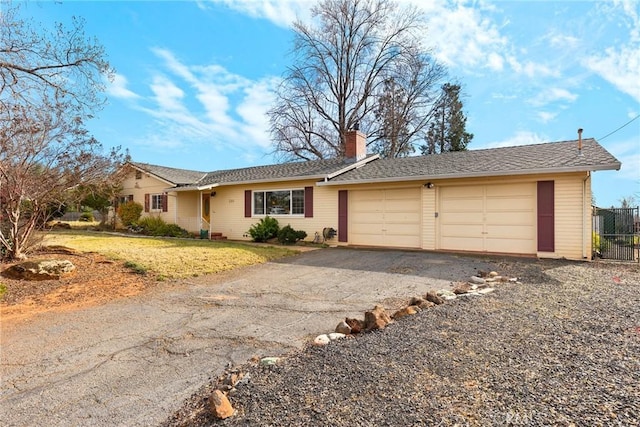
[[420, 83, 473, 154]]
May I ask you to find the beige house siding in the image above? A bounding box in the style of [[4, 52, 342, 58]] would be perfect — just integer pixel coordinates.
[[174, 191, 200, 232], [120, 171, 174, 223], [422, 187, 437, 250], [210, 180, 339, 242]]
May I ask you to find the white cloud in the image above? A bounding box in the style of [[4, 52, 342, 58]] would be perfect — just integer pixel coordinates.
[[202, 0, 310, 27], [505, 56, 558, 78], [537, 111, 557, 124], [529, 87, 578, 107], [483, 131, 548, 149], [585, 45, 640, 103], [605, 138, 640, 181], [108, 74, 140, 100]]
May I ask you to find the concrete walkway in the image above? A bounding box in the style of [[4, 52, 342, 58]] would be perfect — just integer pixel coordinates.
[[0, 248, 494, 426]]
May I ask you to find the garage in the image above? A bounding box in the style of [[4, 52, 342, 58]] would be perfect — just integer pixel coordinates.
[[439, 183, 536, 254], [350, 188, 421, 248]]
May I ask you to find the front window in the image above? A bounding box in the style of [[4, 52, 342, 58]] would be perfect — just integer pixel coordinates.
[[253, 189, 304, 215], [151, 194, 164, 211]]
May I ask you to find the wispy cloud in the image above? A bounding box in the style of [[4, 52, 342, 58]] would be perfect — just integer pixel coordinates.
[[606, 138, 640, 181], [108, 74, 140, 100], [529, 87, 578, 108], [201, 0, 309, 27], [483, 131, 548, 149], [537, 111, 557, 124]]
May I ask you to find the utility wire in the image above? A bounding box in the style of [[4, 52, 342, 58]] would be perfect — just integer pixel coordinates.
[[598, 114, 640, 141]]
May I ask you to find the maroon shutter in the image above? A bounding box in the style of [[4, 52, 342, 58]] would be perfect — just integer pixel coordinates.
[[537, 181, 555, 252], [304, 186, 313, 218], [162, 194, 168, 212], [244, 190, 251, 218], [338, 190, 348, 242], [144, 194, 150, 212]]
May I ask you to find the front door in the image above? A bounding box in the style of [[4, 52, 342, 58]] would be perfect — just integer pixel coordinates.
[[202, 193, 210, 225]]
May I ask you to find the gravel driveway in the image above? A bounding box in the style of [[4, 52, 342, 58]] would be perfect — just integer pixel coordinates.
[[166, 259, 640, 426], [1, 248, 498, 427]]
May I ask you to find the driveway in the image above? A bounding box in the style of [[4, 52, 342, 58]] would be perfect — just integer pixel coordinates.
[[0, 248, 497, 426]]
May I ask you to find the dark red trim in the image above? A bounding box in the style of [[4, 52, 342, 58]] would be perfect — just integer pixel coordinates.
[[162, 194, 168, 212], [144, 193, 149, 212], [537, 181, 555, 252], [304, 186, 314, 218], [244, 190, 251, 218], [338, 190, 348, 242]]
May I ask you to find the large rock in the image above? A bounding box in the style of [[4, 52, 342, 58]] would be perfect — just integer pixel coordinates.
[[208, 390, 234, 419], [364, 305, 392, 331], [425, 291, 444, 305], [2, 259, 76, 280], [335, 321, 352, 335], [345, 318, 365, 334]]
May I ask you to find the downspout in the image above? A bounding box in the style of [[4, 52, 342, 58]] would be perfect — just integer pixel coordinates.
[[582, 171, 590, 259]]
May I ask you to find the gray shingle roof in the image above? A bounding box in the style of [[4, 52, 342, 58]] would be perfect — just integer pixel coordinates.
[[183, 155, 378, 189], [323, 138, 621, 184], [129, 162, 207, 185]]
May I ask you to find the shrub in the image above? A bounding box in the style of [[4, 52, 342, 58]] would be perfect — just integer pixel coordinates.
[[247, 216, 280, 242], [277, 225, 307, 245], [592, 231, 601, 252], [137, 216, 190, 237], [118, 201, 143, 227], [80, 211, 94, 222]]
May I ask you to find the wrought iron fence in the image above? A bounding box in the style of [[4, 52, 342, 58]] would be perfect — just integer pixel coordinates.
[[592, 206, 639, 262]]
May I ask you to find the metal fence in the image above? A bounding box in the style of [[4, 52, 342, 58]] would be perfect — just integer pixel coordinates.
[[592, 206, 639, 261]]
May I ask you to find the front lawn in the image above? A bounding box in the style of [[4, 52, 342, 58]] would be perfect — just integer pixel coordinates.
[[41, 231, 299, 279]]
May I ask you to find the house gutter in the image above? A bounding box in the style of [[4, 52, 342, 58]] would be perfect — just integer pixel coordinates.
[[317, 163, 621, 186]]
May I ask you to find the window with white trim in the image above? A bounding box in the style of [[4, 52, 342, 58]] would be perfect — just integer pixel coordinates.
[[253, 189, 304, 215], [151, 194, 164, 211]]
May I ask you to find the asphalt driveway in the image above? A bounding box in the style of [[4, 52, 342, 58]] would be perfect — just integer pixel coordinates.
[[1, 248, 498, 427]]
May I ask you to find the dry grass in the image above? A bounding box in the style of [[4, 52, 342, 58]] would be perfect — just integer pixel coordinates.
[[40, 231, 299, 279]]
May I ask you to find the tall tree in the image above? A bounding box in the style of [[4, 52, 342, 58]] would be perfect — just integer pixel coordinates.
[[269, 0, 444, 161], [0, 3, 121, 260], [420, 83, 473, 155]]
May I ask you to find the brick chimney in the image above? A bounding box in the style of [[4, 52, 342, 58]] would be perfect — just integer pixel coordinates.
[[345, 128, 366, 160]]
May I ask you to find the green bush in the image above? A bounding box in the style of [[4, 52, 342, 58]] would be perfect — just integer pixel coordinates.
[[80, 211, 94, 222], [592, 231, 601, 252], [247, 216, 280, 242], [137, 216, 190, 237], [277, 225, 307, 245], [118, 201, 143, 227]]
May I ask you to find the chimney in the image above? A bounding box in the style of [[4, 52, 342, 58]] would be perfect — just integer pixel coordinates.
[[578, 128, 583, 155], [345, 126, 366, 161]]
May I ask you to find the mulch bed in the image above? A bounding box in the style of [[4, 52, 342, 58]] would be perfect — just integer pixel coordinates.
[[164, 260, 640, 426]]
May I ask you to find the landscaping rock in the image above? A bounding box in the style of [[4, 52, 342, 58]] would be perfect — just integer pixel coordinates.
[[364, 305, 392, 331], [409, 296, 434, 309], [425, 291, 444, 305], [328, 333, 346, 341], [208, 390, 234, 419], [437, 289, 457, 301], [313, 334, 331, 346], [392, 305, 419, 320], [345, 318, 365, 334], [335, 321, 352, 335], [452, 282, 472, 294], [469, 276, 485, 285], [2, 259, 76, 281], [259, 357, 280, 366]]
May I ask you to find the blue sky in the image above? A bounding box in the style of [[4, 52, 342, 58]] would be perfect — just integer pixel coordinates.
[[18, 0, 640, 208]]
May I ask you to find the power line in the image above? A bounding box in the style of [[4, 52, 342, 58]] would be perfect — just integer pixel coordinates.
[[598, 114, 640, 141]]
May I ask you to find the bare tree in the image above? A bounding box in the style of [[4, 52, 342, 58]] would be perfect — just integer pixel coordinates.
[[421, 83, 473, 155], [269, 0, 444, 160], [0, 3, 120, 260]]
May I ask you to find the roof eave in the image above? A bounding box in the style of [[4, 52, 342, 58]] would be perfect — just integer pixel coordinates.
[[326, 154, 381, 179], [127, 162, 177, 186], [317, 163, 622, 186]]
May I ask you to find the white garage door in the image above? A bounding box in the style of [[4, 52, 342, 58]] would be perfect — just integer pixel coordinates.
[[350, 188, 421, 248], [440, 183, 536, 254]]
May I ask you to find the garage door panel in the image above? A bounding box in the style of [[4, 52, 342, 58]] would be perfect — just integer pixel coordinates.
[[486, 211, 534, 225], [350, 188, 421, 248], [440, 184, 535, 254]]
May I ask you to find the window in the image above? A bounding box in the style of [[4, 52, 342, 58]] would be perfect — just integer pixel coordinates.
[[118, 195, 134, 205], [135, 170, 142, 180], [253, 189, 304, 215], [151, 194, 164, 211]]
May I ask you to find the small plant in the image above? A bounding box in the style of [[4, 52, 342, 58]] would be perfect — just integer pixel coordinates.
[[0, 282, 7, 299], [247, 216, 280, 242], [277, 225, 307, 245], [136, 216, 190, 237], [79, 211, 94, 222], [118, 201, 143, 227], [124, 261, 147, 275]]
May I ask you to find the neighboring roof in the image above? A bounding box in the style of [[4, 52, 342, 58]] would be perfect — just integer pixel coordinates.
[[128, 162, 207, 186], [177, 154, 379, 190], [320, 138, 621, 185]]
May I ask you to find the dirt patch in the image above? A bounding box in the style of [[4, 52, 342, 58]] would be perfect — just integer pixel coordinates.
[[1, 248, 153, 324]]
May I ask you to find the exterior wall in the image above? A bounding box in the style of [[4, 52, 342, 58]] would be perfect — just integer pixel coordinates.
[[210, 180, 340, 242], [119, 169, 174, 223], [174, 191, 200, 232], [422, 187, 436, 250]]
